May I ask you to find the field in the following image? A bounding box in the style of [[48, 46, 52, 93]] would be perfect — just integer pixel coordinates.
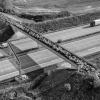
[[0, 55, 100, 100], [12, 0, 100, 14], [1, 0, 100, 14]]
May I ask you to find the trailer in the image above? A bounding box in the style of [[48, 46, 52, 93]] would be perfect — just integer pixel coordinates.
[[90, 19, 100, 27]]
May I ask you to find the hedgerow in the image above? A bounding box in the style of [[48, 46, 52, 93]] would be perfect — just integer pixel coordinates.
[[27, 11, 100, 34], [1, 8, 100, 34], [17, 10, 71, 22]]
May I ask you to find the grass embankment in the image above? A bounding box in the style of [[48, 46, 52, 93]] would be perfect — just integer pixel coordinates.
[[25, 11, 100, 34], [2, 7, 100, 35]]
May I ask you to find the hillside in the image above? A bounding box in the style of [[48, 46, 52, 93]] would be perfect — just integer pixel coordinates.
[[13, 0, 100, 7], [12, 0, 100, 13], [1, 0, 100, 14]]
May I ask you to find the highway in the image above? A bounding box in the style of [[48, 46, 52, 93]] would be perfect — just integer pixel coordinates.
[[5, 13, 100, 43], [0, 14, 100, 81], [10, 32, 100, 52], [0, 42, 100, 81]]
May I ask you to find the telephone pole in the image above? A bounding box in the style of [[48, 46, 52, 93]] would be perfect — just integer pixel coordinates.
[[8, 41, 28, 83]]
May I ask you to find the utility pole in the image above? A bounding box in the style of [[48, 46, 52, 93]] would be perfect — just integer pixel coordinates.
[[7, 41, 28, 83]]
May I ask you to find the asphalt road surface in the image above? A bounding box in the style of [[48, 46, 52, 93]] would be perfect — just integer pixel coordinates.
[[0, 14, 100, 81], [4, 13, 100, 42]]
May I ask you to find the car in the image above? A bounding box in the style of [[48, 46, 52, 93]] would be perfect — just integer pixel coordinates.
[[0, 42, 8, 48], [57, 39, 62, 43]]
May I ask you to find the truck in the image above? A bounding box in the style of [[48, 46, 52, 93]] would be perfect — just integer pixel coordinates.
[[90, 19, 100, 27]]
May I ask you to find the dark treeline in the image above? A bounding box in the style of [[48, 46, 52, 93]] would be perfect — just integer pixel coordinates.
[[0, 7, 15, 15], [0, 69, 100, 100], [18, 10, 71, 22], [0, 25, 14, 43], [27, 11, 100, 33]]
